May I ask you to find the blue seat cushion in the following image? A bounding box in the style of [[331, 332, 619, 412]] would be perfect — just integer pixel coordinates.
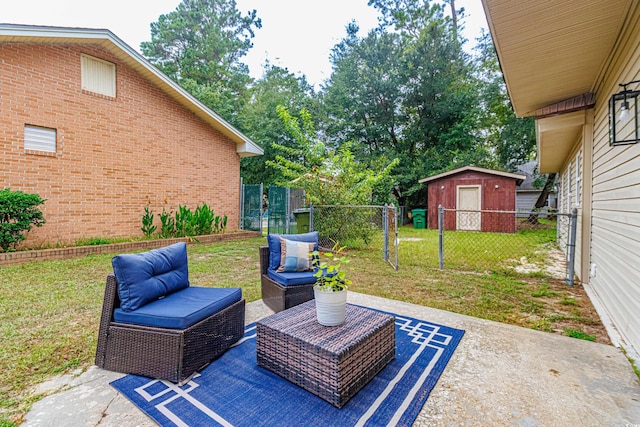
[[267, 231, 318, 271], [113, 286, 242, 329], [112, 242, 189, 311], [267, 268, 318, 287]]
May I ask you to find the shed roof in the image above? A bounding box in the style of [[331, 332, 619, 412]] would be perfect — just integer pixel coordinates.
[[418, 166, 525, 185], [0, 23, 263, 158]]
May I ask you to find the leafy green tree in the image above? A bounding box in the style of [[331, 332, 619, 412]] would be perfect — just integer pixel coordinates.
[[239, 64, 317, 185], [473, 31, 536, 170], [0, 188, 46, 252], [141, 0, 261, 124], [268, 107, 399, 206], [323, 0, 481, 206], [473, 31, 555, 222]]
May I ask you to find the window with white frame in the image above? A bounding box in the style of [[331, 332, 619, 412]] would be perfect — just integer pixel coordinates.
[[24, 125, 56, 153], [576, 150, 582, 205], [81, 54, 116, 97]]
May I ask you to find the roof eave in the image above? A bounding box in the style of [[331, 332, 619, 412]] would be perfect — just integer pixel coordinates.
[[0, 23, 264, 157]]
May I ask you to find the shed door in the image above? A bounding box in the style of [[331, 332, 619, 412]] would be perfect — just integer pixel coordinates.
[[457, 185, 481, 231]]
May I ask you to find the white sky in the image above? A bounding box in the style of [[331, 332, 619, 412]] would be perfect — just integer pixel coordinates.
[[2, 0, 487, 88]]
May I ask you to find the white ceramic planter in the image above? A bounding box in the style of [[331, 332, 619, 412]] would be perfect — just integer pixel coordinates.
[[314, 285, 348, 326]]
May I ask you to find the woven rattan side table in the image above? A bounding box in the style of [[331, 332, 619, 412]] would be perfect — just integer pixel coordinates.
[[256, 300, 395, 408]]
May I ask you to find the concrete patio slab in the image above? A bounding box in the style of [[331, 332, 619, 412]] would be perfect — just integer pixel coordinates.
[[22, 293, 640, 426]]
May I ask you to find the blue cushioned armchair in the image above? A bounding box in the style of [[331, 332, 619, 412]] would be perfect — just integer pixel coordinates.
[[260, 231, 320, 313], [95, 242, 245, 383]]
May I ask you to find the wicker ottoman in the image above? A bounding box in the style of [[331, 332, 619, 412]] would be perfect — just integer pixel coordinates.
[[256, 300, 395, 408]]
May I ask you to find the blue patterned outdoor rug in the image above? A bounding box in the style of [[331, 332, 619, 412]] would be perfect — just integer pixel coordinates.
[[111, 310, 464, 427]]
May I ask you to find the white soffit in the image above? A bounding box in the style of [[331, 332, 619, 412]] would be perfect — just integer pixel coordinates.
[[536, 111, 585, 174], [482, 0, 632, 117]]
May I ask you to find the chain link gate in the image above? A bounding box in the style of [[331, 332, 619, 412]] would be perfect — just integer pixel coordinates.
[[267, 186, 305, 235], [240, 183, 263, 234]]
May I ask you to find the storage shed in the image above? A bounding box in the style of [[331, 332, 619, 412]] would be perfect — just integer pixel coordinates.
[[419, 166, 525, 233]]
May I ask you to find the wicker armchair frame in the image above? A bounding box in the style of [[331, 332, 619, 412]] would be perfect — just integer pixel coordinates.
[[95, 274, 245, 384], [260, 246, 315, 313]]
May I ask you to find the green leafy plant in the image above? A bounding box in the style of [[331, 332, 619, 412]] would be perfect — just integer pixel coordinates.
[[0, 188, 46, 252], [175, 205, 195, 237], [157, 203, 226, 239], [564, 328, 595, 341], [193, 203, 215, 235], [141, 204, 157, 238], [312, 241, 352, 292], [159, 208, 176, 238]]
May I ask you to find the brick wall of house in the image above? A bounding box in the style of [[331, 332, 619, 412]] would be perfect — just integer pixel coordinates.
[[0, 43, 241, 248]]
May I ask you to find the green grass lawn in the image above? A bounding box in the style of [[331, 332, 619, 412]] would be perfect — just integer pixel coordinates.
[[0, 225, 606, 425]]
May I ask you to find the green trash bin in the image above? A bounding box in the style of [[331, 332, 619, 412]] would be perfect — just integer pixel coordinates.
[[411, 208, 426, 229], [293, 208, 310, 233]]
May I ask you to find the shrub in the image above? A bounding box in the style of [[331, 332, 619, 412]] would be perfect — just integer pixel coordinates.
[[193, 203, 215, 235], [0, 188, 46, 252], [141, 204, 157, 238], [159, 207, 176, 238], [147, 203, 227, 239]]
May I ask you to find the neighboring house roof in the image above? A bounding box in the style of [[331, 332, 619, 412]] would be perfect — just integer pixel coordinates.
[[515, 161, 555, 192], [0, 23, 263, 158], [480, 0, 632, 173], [418, 166, 526, 185]]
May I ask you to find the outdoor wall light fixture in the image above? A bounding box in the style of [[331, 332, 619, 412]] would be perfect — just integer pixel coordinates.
[[609, 79, 640, 145]]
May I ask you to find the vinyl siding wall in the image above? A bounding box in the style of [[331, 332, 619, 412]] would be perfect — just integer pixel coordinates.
[[589, 5, 640, 356], [557, 145, 584, 281]]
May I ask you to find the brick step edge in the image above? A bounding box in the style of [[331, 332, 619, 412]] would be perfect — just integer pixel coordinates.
[[0, 231, 261, 266]]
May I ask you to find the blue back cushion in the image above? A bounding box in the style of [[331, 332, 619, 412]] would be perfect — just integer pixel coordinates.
[[112, 242, 189, 311], [267, 231, 319, 271]]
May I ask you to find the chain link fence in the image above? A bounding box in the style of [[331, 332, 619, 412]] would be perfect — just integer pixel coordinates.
[[310, 205, 399, 270], [435, 207, 577, 284]]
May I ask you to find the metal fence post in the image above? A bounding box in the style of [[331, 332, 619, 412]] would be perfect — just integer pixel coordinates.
[[566, 208, 578, 286], [259, 183, 263, 236], [285, 187, 290, 234], [239, 178, 244, 230], [438, 204, 444, 270], [393, 204, 399, 270], [309, 203, 314, 232], [383, 204, 389, 262]]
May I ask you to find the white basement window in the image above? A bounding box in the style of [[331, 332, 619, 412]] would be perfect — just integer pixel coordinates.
[[24, 125, 56, 153], [81, 54, 116, 97]]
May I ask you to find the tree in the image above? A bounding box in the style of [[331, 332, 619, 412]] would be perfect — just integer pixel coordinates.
[[473, 31, 554, 223], [141, 0, 261, 124], [239, 64, 317, 186], [322, 0, 481, 206], [268, 106, 399, 206]]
